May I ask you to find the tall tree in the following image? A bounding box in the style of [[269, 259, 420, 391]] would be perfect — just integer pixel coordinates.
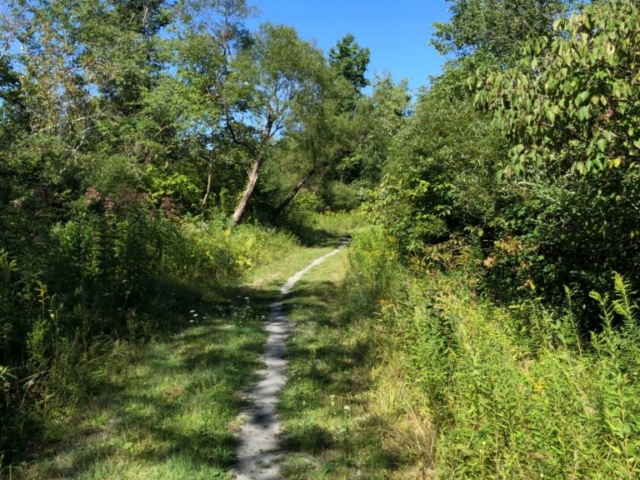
[[170, 0, 254, 213], [328, 33, 370, 114], [226, 23, 326, 226], [432, 0, 582, 63], [329, 33, 370, 94]]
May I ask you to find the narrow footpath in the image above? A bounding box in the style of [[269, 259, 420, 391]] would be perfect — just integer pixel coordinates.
[[233, 240, 350, 480]]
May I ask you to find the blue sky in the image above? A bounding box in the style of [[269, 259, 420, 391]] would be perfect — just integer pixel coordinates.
[[246, 0, 452, 93]]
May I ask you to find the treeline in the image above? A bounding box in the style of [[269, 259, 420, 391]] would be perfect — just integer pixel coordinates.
[[0, 0, 408, 464], [340, 0, 640, 477], [374, 0, 640, 326]]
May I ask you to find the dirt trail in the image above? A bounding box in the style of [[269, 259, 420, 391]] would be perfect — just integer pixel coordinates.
[[233, 240, 349, 480]]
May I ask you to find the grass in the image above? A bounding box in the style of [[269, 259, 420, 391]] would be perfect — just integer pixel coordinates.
[[277, 240, 424, 479], [324, 229, 640, 479], [10, 299, 265, 480], [27, 212, 633, 480], [6, 227, 348, 480]]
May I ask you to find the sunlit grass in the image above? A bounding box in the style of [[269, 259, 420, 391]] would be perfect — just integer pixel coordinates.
[[14, 302, 265, 480], [7, 219, 352, 480], [278, 247, 413, 479]]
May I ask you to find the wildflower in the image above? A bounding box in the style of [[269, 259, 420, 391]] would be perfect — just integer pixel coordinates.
[[85, 186, 101, 201], [103, 196, 115, 212]]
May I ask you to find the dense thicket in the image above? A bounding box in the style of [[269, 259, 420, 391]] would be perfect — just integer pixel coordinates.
[[375, 0, 640, 326], [351, 0, 640, 477]]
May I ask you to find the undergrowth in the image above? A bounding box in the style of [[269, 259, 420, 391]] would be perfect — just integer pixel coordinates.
[[0, 205, 297, 471], [335, 228, 640, 478]]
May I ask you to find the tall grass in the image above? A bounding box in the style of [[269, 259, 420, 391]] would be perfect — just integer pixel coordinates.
[[0, 202, 297, 466], [340, 230, 640, 478]]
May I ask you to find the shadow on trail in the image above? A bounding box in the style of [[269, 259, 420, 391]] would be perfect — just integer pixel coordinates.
[[277, 275, 402, 477], [273, 219, 348, 249], [14, 238, 356, 479]]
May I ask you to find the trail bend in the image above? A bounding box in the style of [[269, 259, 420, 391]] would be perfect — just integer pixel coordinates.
[[233, 239, 350, 480]]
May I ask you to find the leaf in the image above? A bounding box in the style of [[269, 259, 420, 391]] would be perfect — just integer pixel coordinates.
[[597, 138, 607, 152], [577, 105, 591, 120], [546, 109, 556, 124]]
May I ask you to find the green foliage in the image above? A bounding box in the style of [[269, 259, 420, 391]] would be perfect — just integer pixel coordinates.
[[371, 88, 505, 254], [0, 189, 298, 462], [329, 33, 370, 97], [462, 0, 640, 315], [351, 3, 640, 471], [343, 234, 640, 478], [0, 0, 386, 471], [477, 0, 640, 176], [340, 228, 400, 321], [433, 0, 581, 62]]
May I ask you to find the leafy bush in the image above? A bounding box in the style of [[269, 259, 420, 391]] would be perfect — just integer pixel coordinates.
[[0, 195, 297, 463], [342, 233, 640, 478], [340, 228, 401, 322]]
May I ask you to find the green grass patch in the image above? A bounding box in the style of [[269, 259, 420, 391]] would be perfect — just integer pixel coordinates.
[[5, 229, 348, 480], [10, 300, 266, 480], [278, 244, 406, 479]]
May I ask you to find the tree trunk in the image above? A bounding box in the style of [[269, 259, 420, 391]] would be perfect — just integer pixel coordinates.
[[231, 153, 264, 227], [230, 114, 273, 228], [270, 166, 318, 222], [201, 157, 213, 213]]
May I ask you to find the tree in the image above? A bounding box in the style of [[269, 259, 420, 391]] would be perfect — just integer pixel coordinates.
[[432, 0, 582, 63], [226, 24, 327, 226], [372, 83, 504, 254], [329, 33, 370, 94], [335, 73, 411, 188], [467, 0, 640, 315], [164, 0, 254, 213], [476, 0, 640, 176]]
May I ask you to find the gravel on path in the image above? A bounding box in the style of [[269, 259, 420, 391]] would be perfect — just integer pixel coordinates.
[[233, 240, 350, 480]]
